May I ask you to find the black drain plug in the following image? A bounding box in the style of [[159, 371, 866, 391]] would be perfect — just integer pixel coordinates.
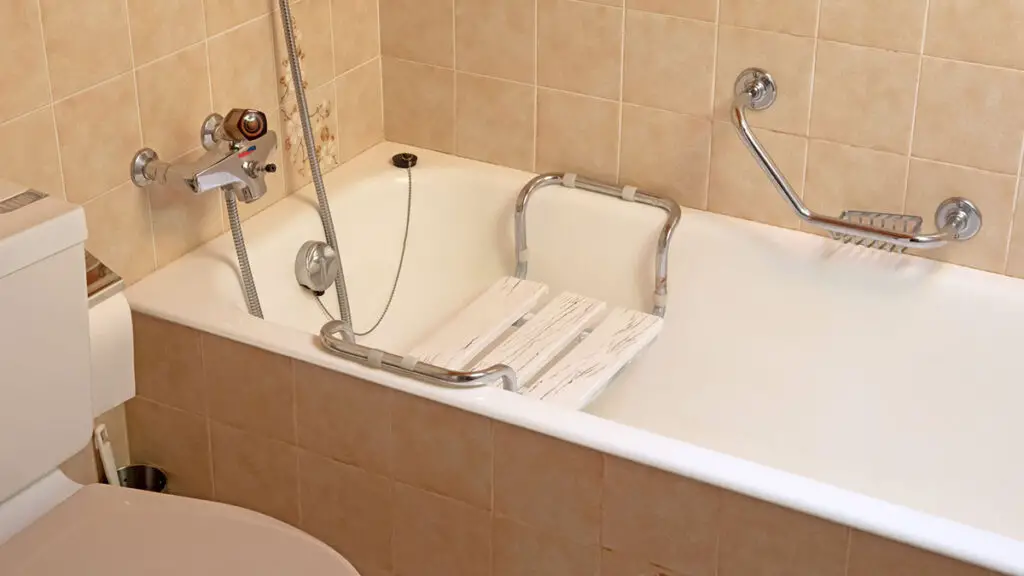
[[391, 152, 418, 169]]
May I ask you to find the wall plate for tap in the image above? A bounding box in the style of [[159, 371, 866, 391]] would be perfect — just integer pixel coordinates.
[[131, 149, 158, 187], [734, 68, 777, 111]]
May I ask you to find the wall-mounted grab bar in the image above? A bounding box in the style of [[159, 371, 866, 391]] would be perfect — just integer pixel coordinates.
[[515, 173, 681, 316], [320, 320, 518, 392], [732, 68, 983, 252]]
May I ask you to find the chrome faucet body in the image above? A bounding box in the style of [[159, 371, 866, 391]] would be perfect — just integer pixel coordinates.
[[130, 110, 278, 203]]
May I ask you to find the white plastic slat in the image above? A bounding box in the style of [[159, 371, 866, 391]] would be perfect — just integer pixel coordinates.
[[525, 307, 663, 410], [410, 276, 549, 370], [473, 292, 606, 384]]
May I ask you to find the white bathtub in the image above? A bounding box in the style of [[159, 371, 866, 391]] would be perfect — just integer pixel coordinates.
[[127, 142, 1024, 574]]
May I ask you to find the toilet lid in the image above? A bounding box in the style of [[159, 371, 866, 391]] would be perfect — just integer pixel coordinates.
[[0, 484, 361, 575]]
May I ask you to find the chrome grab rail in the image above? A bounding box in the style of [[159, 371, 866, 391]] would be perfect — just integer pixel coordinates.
[[320, 321, 518, 392], [732, 68, 982, 250], [514, 173, 681, 317]]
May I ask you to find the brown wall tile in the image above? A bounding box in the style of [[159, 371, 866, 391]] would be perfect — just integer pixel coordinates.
[[382, 58, 455, 152], [299, 450, 393, 575], [493, 423, 603, 545], [210, 421, 300, 526], [0, 0, 50, 124], [603, 457, 719, 576], [538, 0, 623, 99], [600, 547, 689, 576], [391, 391, 492, 509], [295, 360, 392, 475], [203, 334, 296, 444], [456, 0, 535, 83], [718, 492, 849, 576], [132, 313, 206, 414], [492, 516, 600, 576], [536, 89, 619, 182], [455, 73, 535, 171], [126, 397, 213, 499], [393, 483, 492, 576], [847, 531, 993, 576]]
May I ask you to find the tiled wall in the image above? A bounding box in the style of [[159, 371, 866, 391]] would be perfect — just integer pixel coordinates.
[[127, 312, 1001, 576], [377, 0, 1024, 279], [0, 0, 382, 285]]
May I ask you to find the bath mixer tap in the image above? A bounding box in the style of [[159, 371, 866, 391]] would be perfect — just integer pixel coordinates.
[[130, 109, 278, 203]]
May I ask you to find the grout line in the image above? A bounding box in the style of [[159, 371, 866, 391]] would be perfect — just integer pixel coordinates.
[[532, 0, 539, 172], [798, 0, 824, 206], [32, 0, 68, 201], [842, 527, 853, 576], [702, 0, 722, 212], [451, 0, 458, 153], [324, 0, 338, 84], [614, 3, 626, 183], [198, 0, 226, 234], [290, 361, 304, 526], [902, 0, 931, 214], [1002, 133, 1024, 274]]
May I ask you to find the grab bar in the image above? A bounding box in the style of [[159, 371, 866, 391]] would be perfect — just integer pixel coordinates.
[[515, 173, 681, 317], [732, 68, 982, 251], [319, 321, 518, 392]]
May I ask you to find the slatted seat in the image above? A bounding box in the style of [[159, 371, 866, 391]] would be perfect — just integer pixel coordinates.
[[410, 277, 662, 410]]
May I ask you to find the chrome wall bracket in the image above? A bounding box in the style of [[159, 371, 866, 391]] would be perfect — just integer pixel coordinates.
[[732, 67, 982, 252]]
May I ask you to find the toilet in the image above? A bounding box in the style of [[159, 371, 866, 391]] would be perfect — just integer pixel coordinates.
[[0, 184, 361, 574]]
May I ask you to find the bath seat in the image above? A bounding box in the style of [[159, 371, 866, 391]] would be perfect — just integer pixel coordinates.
[[0, 484, 359, 575], [410, 276, 663, 409]]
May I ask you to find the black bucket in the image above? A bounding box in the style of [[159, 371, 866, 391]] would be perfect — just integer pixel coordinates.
[[117, 465, 168, 493]]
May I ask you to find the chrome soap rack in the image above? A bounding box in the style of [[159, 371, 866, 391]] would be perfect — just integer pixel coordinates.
[[732, 68, 983, 252]]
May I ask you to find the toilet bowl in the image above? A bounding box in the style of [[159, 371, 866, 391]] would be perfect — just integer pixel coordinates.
[[0, 184, 360, 574]]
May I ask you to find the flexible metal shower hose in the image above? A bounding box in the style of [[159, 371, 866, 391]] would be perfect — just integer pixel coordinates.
[[279, 0, 355, 340], [225, 190, 264, 319]]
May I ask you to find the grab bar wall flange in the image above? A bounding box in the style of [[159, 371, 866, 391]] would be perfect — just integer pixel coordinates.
[[731, 67, 983, 251], [320, 321, 518, 392], [514, 174, 682, 317]]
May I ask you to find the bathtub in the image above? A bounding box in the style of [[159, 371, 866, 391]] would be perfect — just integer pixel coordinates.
[[127, 142, 1024, 574]]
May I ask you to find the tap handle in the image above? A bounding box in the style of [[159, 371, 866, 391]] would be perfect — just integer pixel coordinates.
[[223, 109, 268, 141]]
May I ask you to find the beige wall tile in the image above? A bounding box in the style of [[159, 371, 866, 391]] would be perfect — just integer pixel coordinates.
[[455, 73, 535, 171], [149, 149, 225, 266], [299, 451, 393, 575], [538, 0, 623, 99], [379, 0, 454, 67], [905, 159, 1016, 273], [208, 14, 280, 112], [810, 41, 919, 154], [295, 361, 392, 475], [277, 0, 335, 89], [819, 0, 926, 53], [847, 530, 993, 576], [126, 0, 205, 65], [926, 0, 1024, 71], [39, 0, 132, 99], [205, 0, 274, 36], [536, 89, 619, 182], [391, 393, 492, 509], [0, 0, 50, 123], [619, 105, 712, 209], [133, 313, 206, 414], [281, 82, 338, 192], [336, 59, 385, 163], [333, 0, 380, 74], [456, 0, 535, 83], [53, 74, 141, 203], [203, 334, 296, 443], [603, 457, 719, 576], [0, 108, 63, 197], [210, 422, 301, 526], [82, 182, 156, 285], [623, 10, 715, 116], [136, 45, 213, 161], [627, 0, 716, 22], [803, 140, 907, 222], [492, 517, 600, 576], [393, 483, 492, 576], [126, 397, 213, 499], [718, 492, 848, 576], [493, 423, 603, 546], [1008, 182, 1024, 279], [708, 121, 807, 229], [715, 26, 816, 135], [913, 57, 1024, 175], [720, 0, 819, 36], [600, 548, 688, 576], [382, 58, 455, 152]]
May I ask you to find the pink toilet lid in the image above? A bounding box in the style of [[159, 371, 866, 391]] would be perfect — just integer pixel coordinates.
[[0, 484, 361, 575]]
